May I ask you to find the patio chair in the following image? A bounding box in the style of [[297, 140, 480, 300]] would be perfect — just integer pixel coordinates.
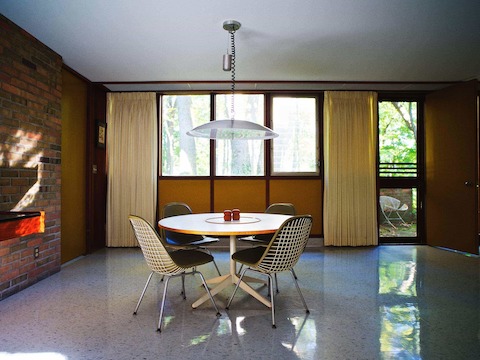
[[226, 215, 312, 328], [379, 195, 408, 228], [129, 215, 220, 332]]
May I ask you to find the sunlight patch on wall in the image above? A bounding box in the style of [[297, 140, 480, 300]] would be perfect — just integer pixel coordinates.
[[0, 129, 44, 211], [12, 181, 40, 211]]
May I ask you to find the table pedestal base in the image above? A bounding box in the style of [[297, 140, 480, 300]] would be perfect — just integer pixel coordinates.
[[191, 234, 272, 309], [192, 273, 271, 309]]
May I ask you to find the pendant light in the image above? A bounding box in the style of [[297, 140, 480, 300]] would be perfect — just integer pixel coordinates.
[[187, 20, 278, 140]]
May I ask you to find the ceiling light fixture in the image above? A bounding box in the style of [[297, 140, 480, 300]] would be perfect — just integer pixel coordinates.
[[187, 20, 278, 140]]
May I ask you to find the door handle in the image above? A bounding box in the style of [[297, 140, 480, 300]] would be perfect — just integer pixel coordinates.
[[464, 181, 474, 187]]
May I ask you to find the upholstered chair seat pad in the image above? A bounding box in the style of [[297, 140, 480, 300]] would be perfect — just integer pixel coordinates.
[[166, 231, 219, 246], [232, 246, 266, 266], [170, 249, 214, 268]]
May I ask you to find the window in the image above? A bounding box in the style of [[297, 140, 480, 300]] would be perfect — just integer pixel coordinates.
[[160, 93, 320, 177], [215, 94, 265, 176], [378, 100, 422, 241], [271, 96, 319, 175], [378, 101, 417, 177], [161, 95, 210, 176], [379, 188, 417, 237]]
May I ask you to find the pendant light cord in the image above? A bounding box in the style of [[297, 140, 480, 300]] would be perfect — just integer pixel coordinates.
[[230, 30, 236, 120]]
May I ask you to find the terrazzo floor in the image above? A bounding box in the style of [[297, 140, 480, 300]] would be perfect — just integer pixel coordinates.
[[0, 245, 479, 360]]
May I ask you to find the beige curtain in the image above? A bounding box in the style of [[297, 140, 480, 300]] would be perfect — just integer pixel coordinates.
[[323, 91, 378, 246], [106, 92, 157, 247]]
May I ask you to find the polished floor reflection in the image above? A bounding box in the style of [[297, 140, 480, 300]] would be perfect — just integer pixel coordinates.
[[0, 245, 478, 360]]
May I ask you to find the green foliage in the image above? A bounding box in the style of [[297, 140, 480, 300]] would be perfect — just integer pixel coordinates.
[[379, 102, 417, 165]]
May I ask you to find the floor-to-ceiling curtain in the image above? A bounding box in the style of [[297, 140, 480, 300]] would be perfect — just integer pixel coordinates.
[[323, 91, 378, 246], [106, 92, 157, 247]]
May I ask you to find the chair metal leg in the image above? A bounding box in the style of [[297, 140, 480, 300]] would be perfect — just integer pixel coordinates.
[[267, 276, 271, 298], [268, 273, 276, 328], [226, 268, 277, 327], [291, 268, 298, 280], [181, 273, 186, 299], [290, 269, 309, 313], [267, 274, 278, 297], [395, 211, 408, 225], [226, 267, 248, 309], [133, 271, 154, 315], [157, 276, 171, 332], [194, 270, 221, 316], [212, 259, 222, 276], [201, 247, 222, 276]]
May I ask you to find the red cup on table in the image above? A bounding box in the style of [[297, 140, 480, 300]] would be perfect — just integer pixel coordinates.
[[223, 210, 232, 221], [232, 208, 240, 221]]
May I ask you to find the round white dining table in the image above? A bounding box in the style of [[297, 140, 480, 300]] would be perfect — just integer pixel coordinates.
[[158, 212, 291, 308]]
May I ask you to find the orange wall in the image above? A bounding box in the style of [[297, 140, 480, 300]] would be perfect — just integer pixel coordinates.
[[158, 179, 211, 214], [158, 178, 323, 235], [213, 179, 266, 213], [270, 179, 322, 234]]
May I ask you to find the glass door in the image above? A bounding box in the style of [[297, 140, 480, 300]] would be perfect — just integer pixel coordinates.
[[378, 98, 424, 243]]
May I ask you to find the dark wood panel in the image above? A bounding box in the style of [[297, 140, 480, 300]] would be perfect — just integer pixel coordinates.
[[425, 80, 479, 254]]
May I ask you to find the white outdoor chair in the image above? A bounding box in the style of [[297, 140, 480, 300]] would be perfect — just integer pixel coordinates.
[[129, 215, 221, 332], [379, 195, 408, 228], [226, 215, 312, 328]]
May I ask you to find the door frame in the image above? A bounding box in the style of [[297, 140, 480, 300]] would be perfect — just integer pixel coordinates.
[[377, 95, 425, 244]]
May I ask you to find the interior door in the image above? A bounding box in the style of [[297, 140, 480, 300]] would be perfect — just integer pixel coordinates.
[[425, 80, 479, 254]]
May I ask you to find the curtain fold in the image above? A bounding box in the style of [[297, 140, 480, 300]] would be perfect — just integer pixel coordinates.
[[323, 91, 378, 246], [106, 92, 157, 247]]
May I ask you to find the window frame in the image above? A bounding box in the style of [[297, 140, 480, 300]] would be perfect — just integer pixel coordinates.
[[269, 94, 321, 177], [377, 93, 425, 244], [159, 93, 212, 177], [213, 92, 266, 177], [159, 91, 324, 180]]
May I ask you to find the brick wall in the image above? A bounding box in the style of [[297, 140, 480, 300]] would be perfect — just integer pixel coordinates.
[[0, 15, 62, 300]]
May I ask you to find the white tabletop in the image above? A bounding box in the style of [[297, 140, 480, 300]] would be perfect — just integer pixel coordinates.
[[158, 212, 291, 236], [159, 212, 292, 309]]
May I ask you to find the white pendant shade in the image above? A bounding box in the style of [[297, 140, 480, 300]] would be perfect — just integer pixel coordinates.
[[188, 20, 278, 141], [187, 119, 278, 140]]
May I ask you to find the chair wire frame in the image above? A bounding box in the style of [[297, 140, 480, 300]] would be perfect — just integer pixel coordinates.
[[238, 202, 298, 291], [379, 195, 408, 228], [128, 215, 220, 332], [226, 215, 313, 328]]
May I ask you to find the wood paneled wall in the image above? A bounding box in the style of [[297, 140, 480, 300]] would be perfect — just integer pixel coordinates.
[[61, 69, 87, 263], [158, 178, 323, 235]]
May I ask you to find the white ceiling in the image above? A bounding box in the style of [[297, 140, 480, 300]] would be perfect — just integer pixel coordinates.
[[1, 0, 479, 92]]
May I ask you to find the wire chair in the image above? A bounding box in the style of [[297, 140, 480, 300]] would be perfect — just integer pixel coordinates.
[[238, 203, 298, 292], [226, 215, 312, 328], [161, 202, 221, 276], [129, 215, 220, 332]]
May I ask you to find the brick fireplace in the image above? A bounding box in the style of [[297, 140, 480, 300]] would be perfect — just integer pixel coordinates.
[[0, 15, 62, 300]]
